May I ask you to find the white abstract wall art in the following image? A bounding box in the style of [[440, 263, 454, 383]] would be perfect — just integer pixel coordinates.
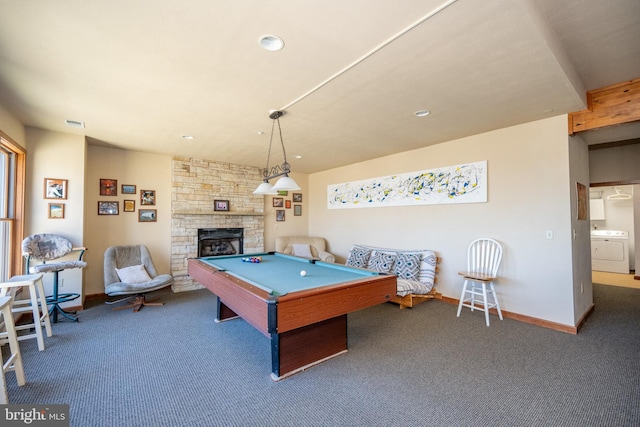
[[327, 161, 487, 209]]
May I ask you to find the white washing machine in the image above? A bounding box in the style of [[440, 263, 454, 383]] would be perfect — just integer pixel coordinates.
[[591, 230, 630, 274]]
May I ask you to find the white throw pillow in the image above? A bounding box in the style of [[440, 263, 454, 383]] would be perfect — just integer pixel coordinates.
[[115, 264, 152, 284], [292, 243, 314, 258]]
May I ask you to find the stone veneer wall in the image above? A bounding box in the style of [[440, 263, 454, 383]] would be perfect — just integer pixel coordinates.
[[171, 156, 265, 292]]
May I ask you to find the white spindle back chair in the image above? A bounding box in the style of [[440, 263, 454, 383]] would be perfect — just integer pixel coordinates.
[[456, 238, 503, 326]]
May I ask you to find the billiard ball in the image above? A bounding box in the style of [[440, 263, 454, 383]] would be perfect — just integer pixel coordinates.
[[300, 270, 307, 277]]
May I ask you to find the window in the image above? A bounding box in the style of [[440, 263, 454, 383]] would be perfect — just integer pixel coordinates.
[[0, 131, 25, 281]]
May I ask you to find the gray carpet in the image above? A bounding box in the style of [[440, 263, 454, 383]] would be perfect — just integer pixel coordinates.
[[3, 284, 639, 426]]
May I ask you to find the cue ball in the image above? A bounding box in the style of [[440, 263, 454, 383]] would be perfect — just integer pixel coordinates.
[[300, 270, 307, 277]]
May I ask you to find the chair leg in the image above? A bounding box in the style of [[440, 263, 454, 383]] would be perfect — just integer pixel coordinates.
[[112, 295, 165, 312], [456, 280, 468, 317], [47, 271, 79, 323], [26, 284, 45, 351], [34, 276, 53, 337], [489, 282, 503, 320], [0, 299, 26, 405], [482, 283, 490, 326]]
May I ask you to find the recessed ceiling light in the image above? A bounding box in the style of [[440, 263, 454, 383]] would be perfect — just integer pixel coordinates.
[[181, 135, 194, 140], [259, 35, 284, 51], [295, 155, 303, 159], [65, 119, 85, 128], [415, 110, 431, 117]]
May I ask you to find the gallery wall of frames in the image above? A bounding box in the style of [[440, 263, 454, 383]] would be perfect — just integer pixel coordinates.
[[44, 177, 158, 222]]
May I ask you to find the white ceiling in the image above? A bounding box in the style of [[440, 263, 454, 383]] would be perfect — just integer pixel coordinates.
[[0, 0, 639, 174]]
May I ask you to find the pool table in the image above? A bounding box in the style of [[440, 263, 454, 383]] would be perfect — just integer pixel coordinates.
[[188, 252, 396, 380]]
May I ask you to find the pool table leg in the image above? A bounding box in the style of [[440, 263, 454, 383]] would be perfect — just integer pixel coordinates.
[[214, 297, 240, 322], [271, 314, 348, 381]]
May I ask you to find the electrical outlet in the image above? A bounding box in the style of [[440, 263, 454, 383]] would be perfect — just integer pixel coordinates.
[[59, 278, 64, 288], [546, 230, 553, 240], [580, 283, 584, 293]]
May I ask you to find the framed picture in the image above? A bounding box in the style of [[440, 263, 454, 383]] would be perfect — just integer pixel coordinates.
[[277, 190, 288, 196], [576, 182, 587, 220], [292, 193, 302, 202], [99, 178, 118, 196], [272, 197, 284, 207], [98, 201, 119, 215], [48, 203, 65, 219], [214, 200, 229, 212], [294, 204, 302, 216], [141, 190, 156, 205], [285, 200, 291, 209], [121, 184, 136, 194], [44, 178, 68, 200], [276, 210, 285, 222], [139, 209, 157, 222], [123, 200, 136, 212]]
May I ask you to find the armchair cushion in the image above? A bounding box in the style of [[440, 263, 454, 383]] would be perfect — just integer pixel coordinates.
[[104, 245, 173, 296], [115, 264, 152, 284], [275, 236, 336, 263], [292, 243, 313, 259]]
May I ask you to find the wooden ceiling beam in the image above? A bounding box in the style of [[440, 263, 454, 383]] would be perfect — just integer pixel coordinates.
[[568, 77, 640, 135]]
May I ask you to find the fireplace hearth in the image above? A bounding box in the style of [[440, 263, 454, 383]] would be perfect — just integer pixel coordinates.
[[198, 228, 244, 257]]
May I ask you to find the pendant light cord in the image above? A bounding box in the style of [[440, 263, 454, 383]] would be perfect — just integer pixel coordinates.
[[278, 0, 459, 112]]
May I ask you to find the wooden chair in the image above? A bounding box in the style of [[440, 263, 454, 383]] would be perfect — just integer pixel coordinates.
[[0, 273, 52, 351], [0, 296, 26, 404], [456, 238, 503, 326]]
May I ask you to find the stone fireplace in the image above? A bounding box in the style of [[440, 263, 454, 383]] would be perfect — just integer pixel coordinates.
[[198, 228, 244, 257], [171, 156, 265, 292]]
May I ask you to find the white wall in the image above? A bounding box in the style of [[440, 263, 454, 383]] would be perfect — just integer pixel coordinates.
[[84, 146, 172, 296], [0, 103, 25, 148], [568, 133, 593, 322], [25, 127, 87, 308], [309, 116, 581, 326], [262, 171, 309, 251]]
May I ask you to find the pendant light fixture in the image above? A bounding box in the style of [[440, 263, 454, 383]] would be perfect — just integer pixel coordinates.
[[253, 110, 300, 195]]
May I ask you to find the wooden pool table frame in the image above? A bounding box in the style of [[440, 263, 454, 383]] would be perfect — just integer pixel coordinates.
[[188, 255, 396, 380]]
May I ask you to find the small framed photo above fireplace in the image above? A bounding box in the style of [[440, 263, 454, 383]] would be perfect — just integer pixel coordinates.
[[276, 210, 285, 222], [214, 200, 229, 212]]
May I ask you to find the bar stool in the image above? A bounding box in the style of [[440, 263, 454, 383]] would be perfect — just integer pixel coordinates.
[[0, 296, 26, 404], [0, 273, 52, 351]]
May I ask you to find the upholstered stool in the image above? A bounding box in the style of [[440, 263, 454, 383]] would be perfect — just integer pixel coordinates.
[[0, 296, 26, 404], [0, 273, 52, 351]]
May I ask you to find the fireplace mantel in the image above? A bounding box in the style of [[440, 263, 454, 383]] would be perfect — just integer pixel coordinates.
[[172, 211, 264, 216]]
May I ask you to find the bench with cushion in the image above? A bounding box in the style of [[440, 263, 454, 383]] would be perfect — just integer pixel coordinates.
[[345, 244, 441, 309]]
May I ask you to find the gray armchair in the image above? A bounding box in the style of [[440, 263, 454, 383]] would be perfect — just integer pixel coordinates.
[[104, 245, 173, 312]]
